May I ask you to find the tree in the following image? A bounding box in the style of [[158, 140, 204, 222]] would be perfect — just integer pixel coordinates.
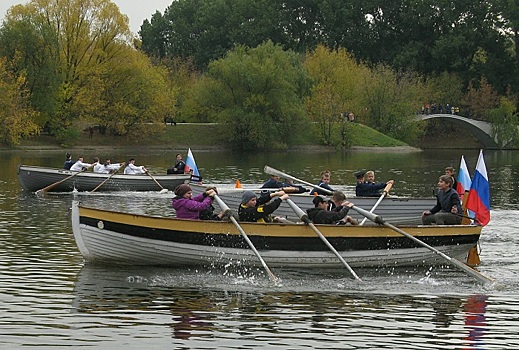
[[0, 0, 133, 137], [304, 45, 367, 146], [360, 64, 424, 143], [462, 77, 500, 120], [0, 57, 40, 145], [187, 41, 309, 150], [489, 96, 519, 148]]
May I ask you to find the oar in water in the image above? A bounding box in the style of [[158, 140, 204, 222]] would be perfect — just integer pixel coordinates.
[[263, 165, 333, 195], [285, 198, 362, 281], [359, 182, 393, 225], [90, 162, 125, 193], [350, 204, 495, 285], [35, 167, 88, 195], [146, 171, 169, 194], [212, 193, 280, 283]]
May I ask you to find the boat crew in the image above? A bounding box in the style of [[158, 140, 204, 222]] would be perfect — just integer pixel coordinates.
[[422, 175, 462, 225], [63, 152, 74, 170], [310, 170, 335, 195], [306, 195, 355, 225], [238, 190, 288, 223], [124, 158, 147, 174], [94, 159, 123, 174], [355, 170, 394, 197], [261, 175, 307, 193], [172, 184, 216, 220], [167, 153, 186, 174], [70, 157, 96, 172]]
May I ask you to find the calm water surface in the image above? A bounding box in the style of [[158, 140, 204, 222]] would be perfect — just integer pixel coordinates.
[[1, 148, 518, 349]]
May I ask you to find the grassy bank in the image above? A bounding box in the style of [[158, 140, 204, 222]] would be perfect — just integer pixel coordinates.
[[11, 122, 410, 151]]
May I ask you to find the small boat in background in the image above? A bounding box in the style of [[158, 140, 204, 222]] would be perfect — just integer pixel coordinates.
[[72, 202, 481, 269], [18, 164, 190, 192]]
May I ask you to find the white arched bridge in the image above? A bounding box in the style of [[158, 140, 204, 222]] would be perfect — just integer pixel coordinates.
[[417, 114, 500, 149]]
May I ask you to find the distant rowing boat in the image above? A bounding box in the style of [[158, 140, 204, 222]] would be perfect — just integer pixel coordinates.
[[18, 164, 190, 192]]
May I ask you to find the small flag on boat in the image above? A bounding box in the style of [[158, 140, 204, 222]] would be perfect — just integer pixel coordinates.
[[457, 155, 472, 197], [466, 150, 490, 226], [185, 148, 202, 183]]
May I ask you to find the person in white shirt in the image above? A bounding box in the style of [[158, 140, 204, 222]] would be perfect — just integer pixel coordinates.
[[70, 157, 96, 172], [94, 159, 123, 174], [124, 158, 147, 175]]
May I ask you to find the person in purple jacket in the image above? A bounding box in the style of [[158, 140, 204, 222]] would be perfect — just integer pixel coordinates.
[[172, 184, 216, 220]]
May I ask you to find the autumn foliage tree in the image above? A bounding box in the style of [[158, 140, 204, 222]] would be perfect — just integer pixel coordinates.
[[0, 57, 40, 145], [304, 45, 367, 146], [0, 0, 173, 143]]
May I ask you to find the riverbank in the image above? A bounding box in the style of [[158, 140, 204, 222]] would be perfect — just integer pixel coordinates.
[[2, 121, 481, 152]]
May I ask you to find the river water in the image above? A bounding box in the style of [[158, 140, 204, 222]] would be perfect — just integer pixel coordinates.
[[1, 148, 518, 349]]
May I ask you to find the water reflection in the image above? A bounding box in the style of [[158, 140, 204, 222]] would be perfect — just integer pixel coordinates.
[[463, 294, 488, 350], [70, 265, 497, 347]]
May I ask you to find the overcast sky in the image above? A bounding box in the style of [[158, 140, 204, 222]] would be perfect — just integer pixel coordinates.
[[0, 0, 172, 34]]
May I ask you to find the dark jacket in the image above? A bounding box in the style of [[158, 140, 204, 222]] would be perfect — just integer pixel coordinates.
[[306, 206, 350, 224], [238, 194, 282, 222], [64, 159, 74, 170], [430, 188, 462, 214], [167, 160, 186, 174], [310, 182, 334, 195], [356, 182, 386, 197], [261, 178, 308, 193]]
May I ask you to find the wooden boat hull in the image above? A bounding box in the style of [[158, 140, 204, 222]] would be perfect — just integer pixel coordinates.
[[72, 202, 481, 269], [18, 165, 190, 192], [191, 185, 436, 225]]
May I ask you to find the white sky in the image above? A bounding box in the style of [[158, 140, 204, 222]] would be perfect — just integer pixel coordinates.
[[0, 0, 172, 34]]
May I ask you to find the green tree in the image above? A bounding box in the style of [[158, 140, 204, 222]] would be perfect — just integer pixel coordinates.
[[489, 96, 519, 148], [0, 57, 40, 145], [0, 0, 133, 137], [361, 64, 424, 143], [187, 41, 309, 150], [462, 77, 500, 120], [304, 45, 367, 146]]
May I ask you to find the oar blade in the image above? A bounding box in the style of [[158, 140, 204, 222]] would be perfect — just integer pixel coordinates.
[[352, 204, 495, 285]]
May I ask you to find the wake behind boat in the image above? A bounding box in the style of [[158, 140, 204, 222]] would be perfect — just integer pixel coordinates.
[[18, 164, 190, 192], [71, 201, 481, 270]]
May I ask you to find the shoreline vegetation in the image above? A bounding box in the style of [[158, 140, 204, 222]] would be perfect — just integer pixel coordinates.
[[2, 122, 481, 153]]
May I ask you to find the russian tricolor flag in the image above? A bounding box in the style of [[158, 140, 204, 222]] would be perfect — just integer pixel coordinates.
[[456, 155, 471, 197], [185, 148, 202, 183], [465, 150, 490, 226]]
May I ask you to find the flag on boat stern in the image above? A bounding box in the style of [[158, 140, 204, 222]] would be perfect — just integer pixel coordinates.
[[457, 155, 472, 197], [185, 148, 202, 183], [466, 150, 490, 226]]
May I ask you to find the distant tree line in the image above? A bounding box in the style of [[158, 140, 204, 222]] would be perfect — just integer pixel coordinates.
[[0, 0, 518, 149]]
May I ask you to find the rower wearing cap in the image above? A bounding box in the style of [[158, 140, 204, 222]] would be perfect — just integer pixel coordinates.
[[238, 190, 289, 223], [306, 195, 356, 225]]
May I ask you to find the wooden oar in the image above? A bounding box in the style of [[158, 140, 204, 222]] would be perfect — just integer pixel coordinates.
[[285, 198, 362, 281], [359, 182, 393, 225], [35, 168, 88, 194], [90, 163, 125, 193], [264, 165, 333, 195], [145, 171, 169, 194], [350, 204, 494, 285], [213, 194, 280, 283]]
